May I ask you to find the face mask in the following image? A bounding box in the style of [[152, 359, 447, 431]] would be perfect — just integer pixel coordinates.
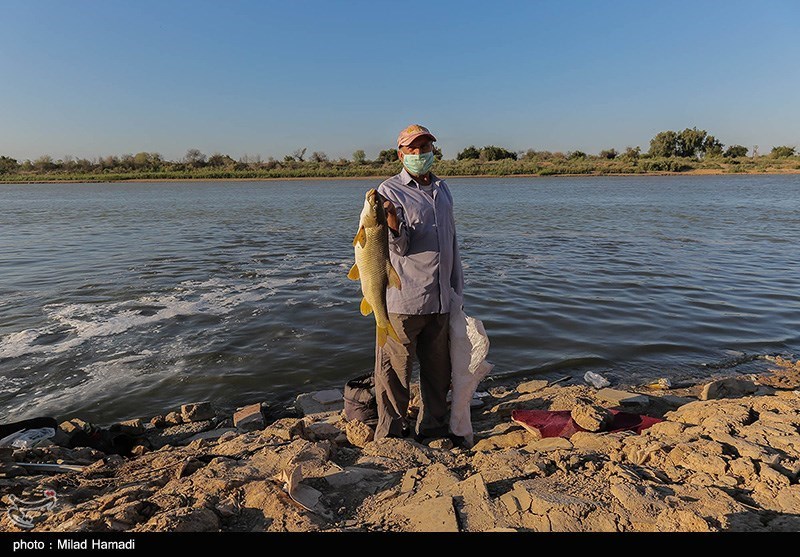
[[402, 151, 435, 176]]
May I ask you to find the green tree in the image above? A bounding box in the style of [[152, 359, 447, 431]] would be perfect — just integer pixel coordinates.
[[649, 130, 679, 157], [352, 149, 366, 164], [675, 127, 707, 158], [207, 153, 236, 167], [33, 155, 55, 172], [622, 146, 641, 161], [567, 150, 587, 160], [311, 151, 329, 163], [723, 145, 748, 158], [771, 145, 796, 158], [702, 135, 724, 157], [456, 145, 480, 160], [377, 148, 398, 163], [480, 145, 517, 161], [598, 148, 618, 160], [433, 146, 443, 160], [0, 156, 19, 174]]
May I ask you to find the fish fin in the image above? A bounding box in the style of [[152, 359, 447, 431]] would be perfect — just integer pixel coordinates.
[[377, 325, 388, 347], [347, 263, 360, 280], [353, 226, 366, 248], [387, 321, 401, 344], [360, 297, 373, 316], [387, 263, 401, 290]]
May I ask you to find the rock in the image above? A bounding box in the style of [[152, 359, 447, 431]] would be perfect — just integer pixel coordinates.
[[570, 431, 624, 453], [528, 437, 573, 452], [145, 420, 214, 449], [305, 421, 342, 441], [116, 419, 145, 434], [183, 428, 237, 445], [570, 398, 613, 432], [428, 438, 454, 450], [142, 507, 220, 532], [518, 380, 549, 393], [394, 495, 459, 532], [262, 418, 305, 441], [596, 388, 649, 407], [345, 420, 374, 447], [700, 378, 759, 401], [164, 411, 183, 426], [58, 418, 91, 435], [401, 468, 419, 493], [473, 429, 532, 451], [175, 458, 205, 479], [181, 402, 215, 423], [150, 415, 166, 428], [130, 445, 149, 457], [233, 403, 265, 432], [323, 466, 382, 488], [294, 389, 344, 416]]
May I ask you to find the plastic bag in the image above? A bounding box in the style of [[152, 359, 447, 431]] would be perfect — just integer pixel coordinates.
[[0, 427, 56, 449], [448, 288, 493, 447]]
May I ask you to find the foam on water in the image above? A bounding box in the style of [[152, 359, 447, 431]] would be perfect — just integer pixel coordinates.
[[3, 350, 169, 421], [0, 273, 298, 362]]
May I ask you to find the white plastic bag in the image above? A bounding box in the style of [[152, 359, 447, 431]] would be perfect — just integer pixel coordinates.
[[449, 288, 493, 447], [0, 427, 56, 449]]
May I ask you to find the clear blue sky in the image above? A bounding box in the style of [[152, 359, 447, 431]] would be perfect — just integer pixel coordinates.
[[1, 0, 798, 162]]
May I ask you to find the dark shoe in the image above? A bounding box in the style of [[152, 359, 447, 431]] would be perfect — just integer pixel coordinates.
[[448, 434, 467, 449]]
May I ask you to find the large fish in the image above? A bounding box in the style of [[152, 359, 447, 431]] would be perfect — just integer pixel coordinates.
[[347, 188, 402, 346]]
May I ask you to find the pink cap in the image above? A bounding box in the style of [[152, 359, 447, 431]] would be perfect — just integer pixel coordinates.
[[396, 124, 437, 148]]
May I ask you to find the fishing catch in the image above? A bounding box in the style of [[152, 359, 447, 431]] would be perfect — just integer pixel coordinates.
[[347, 189, 402, 346]]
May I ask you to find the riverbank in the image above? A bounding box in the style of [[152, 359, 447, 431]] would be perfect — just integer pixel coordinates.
[[2, 157, 799, 184], [2, 355, 799, 532]]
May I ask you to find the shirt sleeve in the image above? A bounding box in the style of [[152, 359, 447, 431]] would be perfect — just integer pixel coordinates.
[[378, 185, 410, 255]]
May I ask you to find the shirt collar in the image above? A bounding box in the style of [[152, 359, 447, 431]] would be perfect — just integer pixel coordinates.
[[400, 167, 440, 189]]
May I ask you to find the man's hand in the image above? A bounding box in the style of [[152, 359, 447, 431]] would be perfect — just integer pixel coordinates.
[[384, 200, 399, 233]]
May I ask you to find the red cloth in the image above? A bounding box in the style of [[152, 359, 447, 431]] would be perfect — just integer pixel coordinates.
[[511, 409, 662, 439]]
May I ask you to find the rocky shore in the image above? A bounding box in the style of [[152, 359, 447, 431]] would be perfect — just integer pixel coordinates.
[[2, 356, 799, 533]]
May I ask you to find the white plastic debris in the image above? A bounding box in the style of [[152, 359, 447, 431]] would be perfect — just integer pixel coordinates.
[[584, 371, 611, 389], [449, 288, 493, 447], [0, 428, 56, 449]]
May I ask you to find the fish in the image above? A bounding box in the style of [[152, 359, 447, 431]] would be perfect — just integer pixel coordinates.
[[347, 188, 402, 346]]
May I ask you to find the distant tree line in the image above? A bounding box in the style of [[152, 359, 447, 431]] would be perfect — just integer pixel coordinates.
[[0, 128, 796, 180]]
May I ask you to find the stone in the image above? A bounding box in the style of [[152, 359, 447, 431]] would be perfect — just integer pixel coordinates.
[[130, 445, 149, 457], [345, 420, 374, 447], [295, 390, 344, 416], [394, 495, 459, 532], [700, 378, 759, 401], [149, 415, 166, 428], [113, 419, 145, 435], [233, 403, 265, 431], [183, 428, 237, 445], [472, 429, 532, 451], [145, 420, 214, 449], [517, 379, 549, 393], [181, 402, 216, 423], [596, 388, 649, 407], [428, 438, 454, 450], [262, 418, 305, 441], [570, 398, 613, 432], [304, 421, 342, 441], [164, 411, 183, 425], [528, 437, 573, 452]]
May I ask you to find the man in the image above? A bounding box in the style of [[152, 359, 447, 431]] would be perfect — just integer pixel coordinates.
[[374, 124, 464, 444]]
